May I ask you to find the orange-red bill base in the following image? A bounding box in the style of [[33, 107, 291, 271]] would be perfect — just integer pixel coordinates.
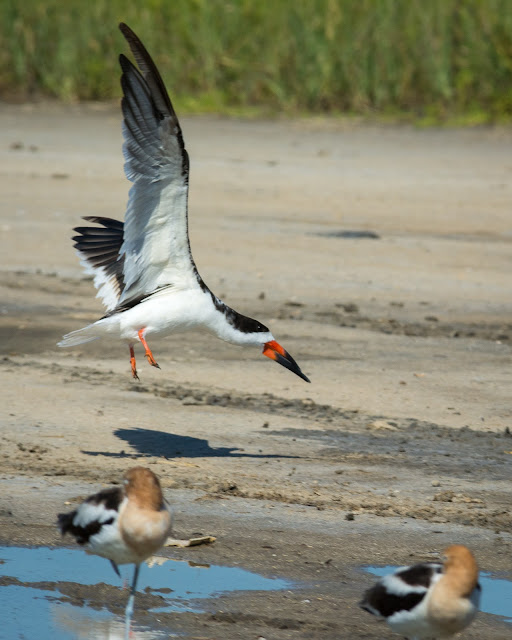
[[263, 340, 310, 383]]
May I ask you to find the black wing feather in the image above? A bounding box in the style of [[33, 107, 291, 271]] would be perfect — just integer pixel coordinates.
[[360, 583, 426, 618], [360, 563, 441, 619], [57, 486, 122, 545], [119, 22, 189, 180], [72, 216, 125, 297]]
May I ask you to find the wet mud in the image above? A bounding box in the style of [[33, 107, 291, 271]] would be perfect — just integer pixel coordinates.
[[1, 105, 511, 638]]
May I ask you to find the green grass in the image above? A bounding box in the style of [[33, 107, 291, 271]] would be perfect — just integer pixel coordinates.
[[2, 0, 512, 121]]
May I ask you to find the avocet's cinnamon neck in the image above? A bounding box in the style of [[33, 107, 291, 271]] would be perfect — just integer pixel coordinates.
[[57, 22, 309, 384]]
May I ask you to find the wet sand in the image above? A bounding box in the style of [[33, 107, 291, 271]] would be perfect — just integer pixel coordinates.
[[0, 102, 511, 638]]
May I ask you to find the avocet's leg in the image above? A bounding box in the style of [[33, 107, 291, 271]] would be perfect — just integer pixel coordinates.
[[124, 564, 140, 640], [110, 559, 121, 578], [111, 559, 128, 589], [137, 328, 160, 369], [129, 344, 139, 380]]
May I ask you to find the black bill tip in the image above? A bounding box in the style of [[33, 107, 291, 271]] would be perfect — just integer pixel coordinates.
[[272, 349, 311, 383]]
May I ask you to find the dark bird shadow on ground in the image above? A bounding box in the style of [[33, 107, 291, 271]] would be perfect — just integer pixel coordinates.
[[81, 427, 299, 460]]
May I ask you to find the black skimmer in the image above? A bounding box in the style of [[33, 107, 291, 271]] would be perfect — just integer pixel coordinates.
[[58, 23, 310, 383], [360, 545, 481, 639], [58, 466, 172, 639]]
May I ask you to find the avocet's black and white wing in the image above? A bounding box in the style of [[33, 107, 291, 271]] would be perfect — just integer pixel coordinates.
[[118, 22, 197, 305], [57, 486, 124, 548], [360, 562, 442, 620], [58, 486, 125, 578]]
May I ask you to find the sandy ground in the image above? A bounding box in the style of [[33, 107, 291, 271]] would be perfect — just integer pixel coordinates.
[[0, 102, 511, 638]]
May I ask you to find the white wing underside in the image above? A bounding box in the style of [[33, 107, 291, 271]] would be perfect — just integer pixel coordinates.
[[120, 115, 197, 304], [77, 253, 121, 312], [112, 28, 200, 309]]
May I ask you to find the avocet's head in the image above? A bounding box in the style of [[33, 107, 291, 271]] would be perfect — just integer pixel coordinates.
[[123, 467, 164, 509], [441, 545, 479, 588]]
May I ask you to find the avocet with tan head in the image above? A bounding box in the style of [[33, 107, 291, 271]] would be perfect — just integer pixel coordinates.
[[58, 466, 172, 639], [360, 544, 481, 639]]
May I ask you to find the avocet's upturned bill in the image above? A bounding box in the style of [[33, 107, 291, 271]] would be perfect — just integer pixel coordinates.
[[58, 23, 309, 383]]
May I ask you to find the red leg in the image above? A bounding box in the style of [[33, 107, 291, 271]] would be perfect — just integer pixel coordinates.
[[137, 328, 160, 369], [129, 345, 139, 380]]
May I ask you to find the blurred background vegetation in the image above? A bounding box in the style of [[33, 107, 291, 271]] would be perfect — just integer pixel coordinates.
[[2, 0, 512, 122]]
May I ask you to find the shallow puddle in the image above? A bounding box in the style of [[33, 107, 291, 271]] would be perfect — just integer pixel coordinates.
[[0, 546, 290, 639], [365, 565, 512, 624]]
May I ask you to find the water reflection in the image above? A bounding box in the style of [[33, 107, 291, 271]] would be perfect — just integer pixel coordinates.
[[0, 546, 289, 639]]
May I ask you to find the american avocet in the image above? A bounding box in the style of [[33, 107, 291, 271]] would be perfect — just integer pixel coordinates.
[[57, 22, 309, 384], [58, 467, 172, 639], [360, 545, 481, 639]]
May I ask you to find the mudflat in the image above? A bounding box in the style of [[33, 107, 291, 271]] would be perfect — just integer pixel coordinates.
[[0, 102, 511, 638]]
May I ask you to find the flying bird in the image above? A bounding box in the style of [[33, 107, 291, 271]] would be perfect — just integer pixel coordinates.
[[58, 466, 172, 640], [58, 22, 309, 383], [360, 544, 481, 639]]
